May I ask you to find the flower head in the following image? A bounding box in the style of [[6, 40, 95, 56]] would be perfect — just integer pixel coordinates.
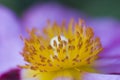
[[20, 19, 102, 80], [1, 2, 120, 80]]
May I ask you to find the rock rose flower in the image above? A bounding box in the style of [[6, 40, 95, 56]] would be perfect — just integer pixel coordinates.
[[0, 3, 120, 80]]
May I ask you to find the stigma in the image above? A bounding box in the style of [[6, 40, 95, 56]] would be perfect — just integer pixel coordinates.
[[50, 35, 68, 49]]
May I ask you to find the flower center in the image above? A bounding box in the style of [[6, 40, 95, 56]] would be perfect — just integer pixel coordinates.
[[19, 19, 103, 73]]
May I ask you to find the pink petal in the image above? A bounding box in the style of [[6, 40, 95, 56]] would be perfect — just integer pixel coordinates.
[[21, 3, 88, 30], [87, 18, 120, 57], [87, 18, 120, 49], [83, 72, 120, 80], [87, 18, 120, 73], [0, 5, 24, 74], [94, 58, 120, 74]]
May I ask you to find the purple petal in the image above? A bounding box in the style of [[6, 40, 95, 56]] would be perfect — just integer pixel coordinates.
[[87, 18, 120, 73], [95, 58, 120, 74], [87, 18, 120, 49], [87, 18, 120, 57], [83, 72, 120, 80], [21, 3, 88, 30], [0, 5, 24, 74]]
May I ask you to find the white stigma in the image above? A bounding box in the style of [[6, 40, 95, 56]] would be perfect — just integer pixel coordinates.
[[50, 35, 68, 49]]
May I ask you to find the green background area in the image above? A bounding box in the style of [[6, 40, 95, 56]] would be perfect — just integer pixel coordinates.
[[0, 0, 120, 19]]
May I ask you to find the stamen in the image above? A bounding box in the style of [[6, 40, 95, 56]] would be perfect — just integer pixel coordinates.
[[20, 19, 103, 76]]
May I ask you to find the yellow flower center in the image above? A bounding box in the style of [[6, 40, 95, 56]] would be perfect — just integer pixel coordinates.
[[20, 19, 103, 74]]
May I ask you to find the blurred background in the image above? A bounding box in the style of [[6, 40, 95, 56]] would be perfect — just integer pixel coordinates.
[[0, 0, 120, 19]]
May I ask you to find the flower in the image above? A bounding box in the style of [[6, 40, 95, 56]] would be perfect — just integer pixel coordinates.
[[0, 2, 120, 80], [19, 19, 102, 80], [20, 3, 120, 80]]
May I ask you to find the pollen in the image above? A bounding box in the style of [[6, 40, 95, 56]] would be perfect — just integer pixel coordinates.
[[19, 19, 103, 79]]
